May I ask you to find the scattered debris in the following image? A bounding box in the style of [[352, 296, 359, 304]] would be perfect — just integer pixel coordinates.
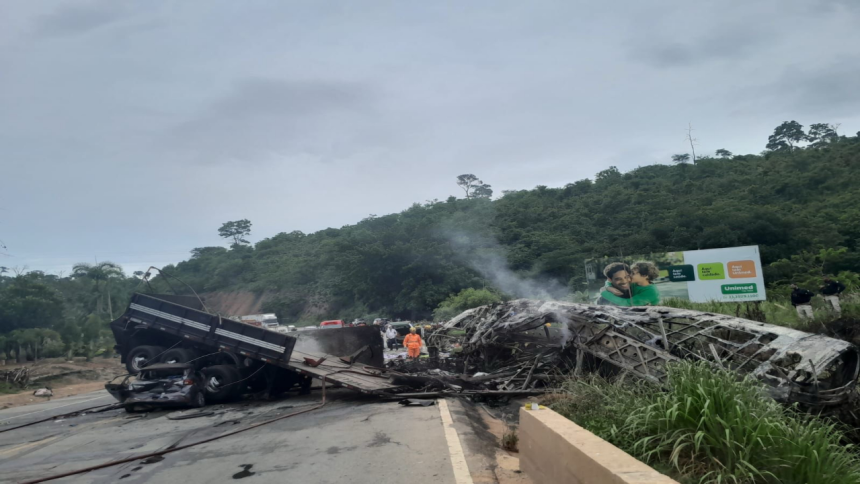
[[167, 411, 215, 420], [302, 356, 327, 367], [1, 367, 30, 387], [232, 464, 255, 479], [431, 300, 859, 407], [398, 399, 435, 406], [214, 420, 241, 427]]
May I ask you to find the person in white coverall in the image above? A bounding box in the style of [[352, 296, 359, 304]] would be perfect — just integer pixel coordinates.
[[385, 325, 399, 350]]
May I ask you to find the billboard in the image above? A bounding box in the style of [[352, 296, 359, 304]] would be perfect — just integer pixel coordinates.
[[584, 245, 767, 306]]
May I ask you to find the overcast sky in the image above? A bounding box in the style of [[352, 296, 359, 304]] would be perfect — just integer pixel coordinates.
[[2, 0, 859, 275]]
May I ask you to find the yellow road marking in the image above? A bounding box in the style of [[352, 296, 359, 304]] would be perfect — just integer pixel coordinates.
[[0, 417, 124, 458], [0, 436, 59, 457], [437, 399, 474, 484], [0, 394, 111, 424]]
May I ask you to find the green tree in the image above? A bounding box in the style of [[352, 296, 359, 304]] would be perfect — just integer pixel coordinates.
[[594, 166, 622, 182], [456, 174, 479, 198], [71, 261, 123, 318], [219, 219, 252, 246], [0, 275, 64, 334], [807, 123, 838, 147], [433, 288, 503, 321], [715, 149, 733, 158], [80, 314, 107, 362], [56, 320, 83, 361], [472, 183, 493, 199], [766, 121, 805, 151], [671, 154, 690, 164], [456, 174, 493, 199]]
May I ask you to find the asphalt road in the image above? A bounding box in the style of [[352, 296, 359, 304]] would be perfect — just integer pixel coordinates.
[[0, 388, 461, 484]]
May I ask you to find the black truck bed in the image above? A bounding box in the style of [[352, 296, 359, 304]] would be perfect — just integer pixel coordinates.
[[112, 293, 401, 395]]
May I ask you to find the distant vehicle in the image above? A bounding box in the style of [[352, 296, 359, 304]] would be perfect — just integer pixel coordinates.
[[387, 321, 414, 337], [373, 318, 390, 326], [105, 363, 206, 412], [319, 320, 346, 329], [239, 313, 280, 328], [351, 318, 367, 327]]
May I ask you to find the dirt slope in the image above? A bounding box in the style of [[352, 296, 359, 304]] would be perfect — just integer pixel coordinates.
[[201, 290, 273, 316]]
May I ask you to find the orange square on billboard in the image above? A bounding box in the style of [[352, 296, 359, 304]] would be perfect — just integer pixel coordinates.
[[728, 260, 756, 278]]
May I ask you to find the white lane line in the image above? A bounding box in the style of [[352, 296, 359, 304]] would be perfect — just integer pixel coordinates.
[[0, 394, 111, 424], [437, 399, 474, 484]]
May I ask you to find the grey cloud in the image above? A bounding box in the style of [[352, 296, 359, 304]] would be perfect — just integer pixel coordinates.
[[757, 59, 860, 118], [31, 0, 127, 37], [166, 78, 378, 163], [630, 27, 765, 68], [2, 0, 860, 275]]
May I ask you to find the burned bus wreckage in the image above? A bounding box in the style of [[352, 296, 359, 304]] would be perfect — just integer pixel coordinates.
[[108, 295, 858, 410], [403, 300, 860, 408]]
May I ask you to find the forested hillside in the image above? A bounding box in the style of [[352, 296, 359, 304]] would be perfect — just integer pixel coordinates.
[[146, 122, 860, 322], [2, 122, 859, 363]]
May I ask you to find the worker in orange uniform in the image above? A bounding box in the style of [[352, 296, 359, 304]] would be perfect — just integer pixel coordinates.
[[403, 327, 423, 359]]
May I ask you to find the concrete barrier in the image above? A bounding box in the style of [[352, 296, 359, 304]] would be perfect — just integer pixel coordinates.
[[519, 406, 679, 484]]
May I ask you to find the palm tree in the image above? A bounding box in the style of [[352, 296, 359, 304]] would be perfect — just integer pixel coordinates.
[[71, 262, 123, 318]]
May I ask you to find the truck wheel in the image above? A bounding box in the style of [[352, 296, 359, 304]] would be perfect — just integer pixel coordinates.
[[191, 390, 206, 408], [126, 345, 165, 374], [201, 365, 242, 402], [159, 348, 199, 367]]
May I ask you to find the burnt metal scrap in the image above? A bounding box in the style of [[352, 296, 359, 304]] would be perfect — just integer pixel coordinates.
[[384, 304, 576, 397], [432, 299, 859, 407]]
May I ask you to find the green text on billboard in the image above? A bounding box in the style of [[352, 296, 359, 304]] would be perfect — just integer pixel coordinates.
[[721, 283, 758, 295]]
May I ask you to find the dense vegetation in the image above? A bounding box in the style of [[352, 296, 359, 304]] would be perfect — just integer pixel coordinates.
[[1, 121, 859, 362], [547, 362, 860, 484], [147, 122, 860, 323], [0, 264, 141, 363]]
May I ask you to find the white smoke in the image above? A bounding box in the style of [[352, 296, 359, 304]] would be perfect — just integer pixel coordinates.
[[442, 228, 570, 301]]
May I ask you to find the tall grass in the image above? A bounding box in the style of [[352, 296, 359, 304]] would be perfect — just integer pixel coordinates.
[[661, 294, 860, 335], [549, 362, 860, 484]]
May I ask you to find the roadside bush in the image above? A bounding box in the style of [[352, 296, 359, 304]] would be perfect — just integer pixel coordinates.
[[501, 426, 519, 452], [625, 363, 860, 484], [547, 375, 654, 449], [40, 340, 66, 359], [661, 295, 860, 331], [551, 363, 860, 484]]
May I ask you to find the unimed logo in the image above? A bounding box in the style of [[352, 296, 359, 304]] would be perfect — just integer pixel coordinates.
[[721, 283, 757, 295]]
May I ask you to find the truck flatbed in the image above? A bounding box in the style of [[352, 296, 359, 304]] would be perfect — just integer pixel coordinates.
[[287, 349, 402, 394], [112, 293, 402, 397]]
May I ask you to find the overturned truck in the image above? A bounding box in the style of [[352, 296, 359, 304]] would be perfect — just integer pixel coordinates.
[[109, 293, 399, 408], [442, 300, 860, 407]]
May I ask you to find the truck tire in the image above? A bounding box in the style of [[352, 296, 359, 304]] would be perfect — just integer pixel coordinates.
[[201, 365, 242, 402], [191, 390, 206, 408], [126, 345, 165, 374], [159, 348, 199, 367]]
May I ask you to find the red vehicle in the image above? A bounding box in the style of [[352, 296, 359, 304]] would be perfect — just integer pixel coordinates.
[[319, 320, 345, 329]]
